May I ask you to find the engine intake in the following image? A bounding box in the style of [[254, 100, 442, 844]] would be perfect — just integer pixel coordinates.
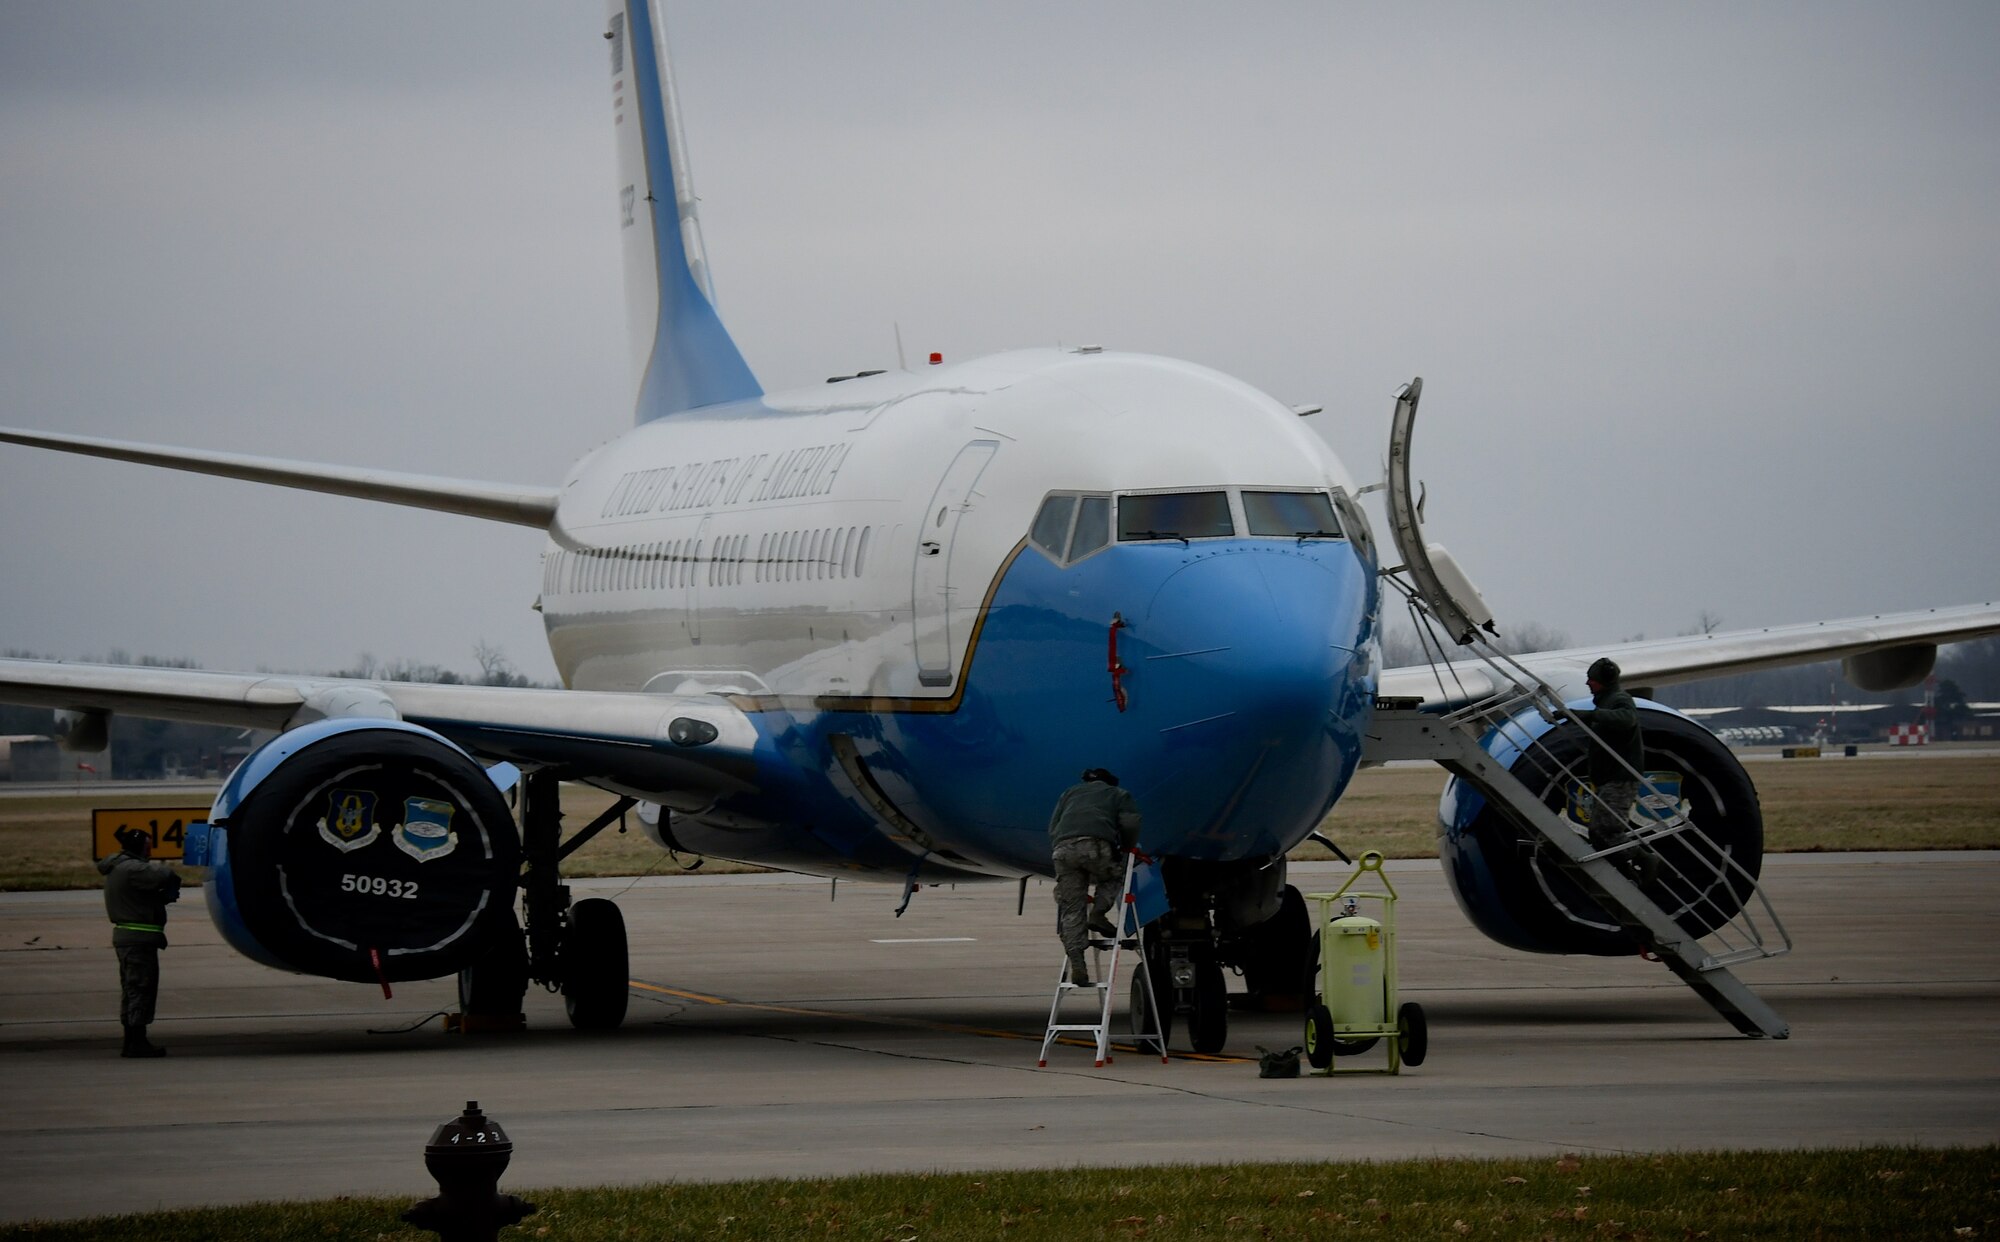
[[202, 719, 519, 983], [1438, 701, 1764, 956]]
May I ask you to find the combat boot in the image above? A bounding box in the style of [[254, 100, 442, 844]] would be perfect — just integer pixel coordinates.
[[1067, 953, 1092, 987], [121, 1024, 165, 1058]]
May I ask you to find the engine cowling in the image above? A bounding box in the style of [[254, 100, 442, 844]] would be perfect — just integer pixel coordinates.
[[1438, 700, 1764, 956], [196, 719, 519, 983]]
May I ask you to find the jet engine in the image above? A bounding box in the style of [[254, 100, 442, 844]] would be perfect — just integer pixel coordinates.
[[194, 719, 520, 983], [1437, 702, 1763, 956]]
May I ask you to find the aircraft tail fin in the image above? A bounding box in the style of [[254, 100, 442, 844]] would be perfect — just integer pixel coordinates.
[[609, 1, 762, 421]]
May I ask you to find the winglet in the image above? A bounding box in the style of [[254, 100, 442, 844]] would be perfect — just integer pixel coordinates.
[[610, 1, 762, 420]]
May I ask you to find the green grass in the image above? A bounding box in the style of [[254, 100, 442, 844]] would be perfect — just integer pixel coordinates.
[[5, 756, 1997, 891], [4, 1148, 1994, 1239], [1298, 752, 2000, 861]]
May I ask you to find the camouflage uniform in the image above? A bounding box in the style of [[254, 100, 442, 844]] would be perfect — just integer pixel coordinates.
[[1575, 659, 1647, 852], [98, 841, 180, 1055], [1047, 776, 1142, 981]]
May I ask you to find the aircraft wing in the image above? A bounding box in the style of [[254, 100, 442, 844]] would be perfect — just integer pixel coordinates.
[[0, 658, 760, 811], [1378, 600, 2000, 710], [0, 426, 559, 528]]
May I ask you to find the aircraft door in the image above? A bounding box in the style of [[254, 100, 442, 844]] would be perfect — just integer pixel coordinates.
[[912, 440, 999, 687], [685, 515, 711, 644]]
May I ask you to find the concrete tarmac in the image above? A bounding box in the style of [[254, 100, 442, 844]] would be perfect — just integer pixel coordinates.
[[2, 853, 1996, 1223]]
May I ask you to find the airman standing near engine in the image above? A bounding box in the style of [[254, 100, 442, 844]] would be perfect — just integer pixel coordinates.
[[1576, 657, 1647, 852], [1047, 768, 1142, 986], [99, 827, 181, 1057]]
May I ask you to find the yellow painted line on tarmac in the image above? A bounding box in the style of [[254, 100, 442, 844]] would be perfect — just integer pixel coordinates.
[[632, 983, 731, 1006], [627, 978, 1250, 1064]]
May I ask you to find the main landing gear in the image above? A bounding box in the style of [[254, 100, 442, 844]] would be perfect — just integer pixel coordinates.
[[456, 769, 634, 1031]]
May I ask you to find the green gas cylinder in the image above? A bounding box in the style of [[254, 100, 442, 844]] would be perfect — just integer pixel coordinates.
[[1324, 914, 1385, 1033]]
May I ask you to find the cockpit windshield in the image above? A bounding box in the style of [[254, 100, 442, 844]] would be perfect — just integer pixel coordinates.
[[1118, 491, 1232, 542], [1032, 487, 1347, 562], [1243, 490, 1342, 539]]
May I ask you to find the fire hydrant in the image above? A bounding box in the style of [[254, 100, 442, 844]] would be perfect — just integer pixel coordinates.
[[402, 1101, 537, 1242]]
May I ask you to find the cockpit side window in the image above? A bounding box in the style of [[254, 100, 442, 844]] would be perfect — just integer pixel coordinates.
[[1243, 490, 1343, 539], [1069, 495, 1110, 560], [1118, 490, 1233, 542], [1028, 492, 1113, 565], [1029, 494, 1077, 560]]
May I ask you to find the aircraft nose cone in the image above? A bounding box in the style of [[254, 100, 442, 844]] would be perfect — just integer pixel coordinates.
[[1136, 548, 1365, 734], [1123, 546, 1375, 858]]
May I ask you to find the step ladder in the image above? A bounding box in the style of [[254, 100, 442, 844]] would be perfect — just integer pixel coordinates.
[[1037, 850, 1169, 1067], [1368, 375, 1791, 1038]]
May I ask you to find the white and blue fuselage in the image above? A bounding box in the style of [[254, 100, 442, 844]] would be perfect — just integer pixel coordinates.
[[541, 347, 1380, 880]]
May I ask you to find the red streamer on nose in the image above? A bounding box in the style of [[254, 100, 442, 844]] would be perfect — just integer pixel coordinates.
[[1107, 613, 1129, 712]]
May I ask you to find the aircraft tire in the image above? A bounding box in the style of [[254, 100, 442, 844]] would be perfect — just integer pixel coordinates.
[[1397, 1001, 1428, 1068], [1238, 884, 1314, 998], [561, 898, 629, 1031], [1128, 967, 1167, 1057], [457, 909, 527, 1018], [1189, 956, 1227, 1055], [1139, 940, 1176, 1050]]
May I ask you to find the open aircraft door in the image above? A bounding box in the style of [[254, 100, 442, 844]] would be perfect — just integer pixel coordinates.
[[913, 440, 998, 686]]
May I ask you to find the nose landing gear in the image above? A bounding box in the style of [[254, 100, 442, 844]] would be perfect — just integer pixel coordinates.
[[1137, 930, 1230, 1055], [1140, 877, 1316, 1056]]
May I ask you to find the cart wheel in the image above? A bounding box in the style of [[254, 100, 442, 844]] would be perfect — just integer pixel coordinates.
[[1333, 1034, 1379, 1057], [1304, 1000, 1334, 1069], [1397, 1001, 1428, 1068], [1189, 956, 1227, 1055]]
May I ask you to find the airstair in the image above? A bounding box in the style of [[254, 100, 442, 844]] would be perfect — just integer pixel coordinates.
[[1038, 850, 1170, 1067], [1368, 379, 1792, 1039]]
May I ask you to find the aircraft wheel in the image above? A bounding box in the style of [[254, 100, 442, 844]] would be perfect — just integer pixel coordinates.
[[1138, 941, 1176, 1050], [1304, 1000, 1334, 1070], [1129, 966, 1168, 1057], [1240, 884, 1314, 998], [1397, 1001, 1428, 1068], [561, 898, 629, 1031], [1189, 956, 1228, 1055], [457, 910, 527, 1018]]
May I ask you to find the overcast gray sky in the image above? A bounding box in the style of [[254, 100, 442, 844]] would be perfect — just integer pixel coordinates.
[[3, 3, 1995, 683]]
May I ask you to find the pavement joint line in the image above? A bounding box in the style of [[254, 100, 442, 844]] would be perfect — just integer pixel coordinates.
[[627, 978, 1249, 1064]]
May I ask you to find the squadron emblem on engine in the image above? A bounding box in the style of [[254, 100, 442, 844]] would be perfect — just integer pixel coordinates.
[[393, 796, 459, 862], [318, 788, 382, 853]]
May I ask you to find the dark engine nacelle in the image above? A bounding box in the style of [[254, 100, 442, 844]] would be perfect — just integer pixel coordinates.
[[1438, 700, 1763, 956], [194, 719, 519, 983]]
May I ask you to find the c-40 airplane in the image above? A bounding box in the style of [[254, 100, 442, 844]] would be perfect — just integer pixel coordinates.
[[3, 2, 1995, 1049]]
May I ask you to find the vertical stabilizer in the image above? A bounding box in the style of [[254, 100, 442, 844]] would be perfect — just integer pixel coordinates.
[[609, 1, 762, 420]]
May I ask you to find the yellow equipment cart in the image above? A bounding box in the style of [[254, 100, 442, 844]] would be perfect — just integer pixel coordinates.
[[1303, 851, 1427, 1074]]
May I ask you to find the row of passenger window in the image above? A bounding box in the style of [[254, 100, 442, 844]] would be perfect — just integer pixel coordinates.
[[544, 525, 874, 596], [1029, 489, 1344, 565]]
